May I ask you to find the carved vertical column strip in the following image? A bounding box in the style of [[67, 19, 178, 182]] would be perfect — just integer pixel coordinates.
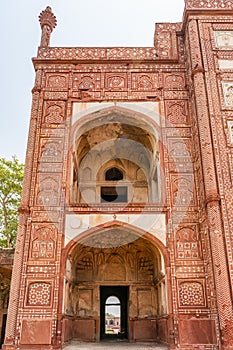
[[3, 91, 40, 347], [199, 20, 233, 296], [3, 211, 28, 346], [207, 200, 233, 346], [187, 19, 233, 348]]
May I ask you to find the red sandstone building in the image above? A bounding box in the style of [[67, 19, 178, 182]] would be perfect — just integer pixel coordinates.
[[2, 0, 233, 349]]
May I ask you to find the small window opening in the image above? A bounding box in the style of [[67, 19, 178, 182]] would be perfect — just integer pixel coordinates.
[[105, 167, 123, 181], [101, 186, 127, 203]]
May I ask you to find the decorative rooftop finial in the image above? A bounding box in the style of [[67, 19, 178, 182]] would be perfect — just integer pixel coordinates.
[[38, 6, 57, 47]]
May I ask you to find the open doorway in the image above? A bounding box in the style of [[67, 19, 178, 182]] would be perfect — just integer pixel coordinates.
[[0, 314, 7, 349], [100, 286, 128, 340]]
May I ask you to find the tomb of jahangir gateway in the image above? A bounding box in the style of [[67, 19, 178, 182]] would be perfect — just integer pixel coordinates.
[[2, 0, 233, 349]]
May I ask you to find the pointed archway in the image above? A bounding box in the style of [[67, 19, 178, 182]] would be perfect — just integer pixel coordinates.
[[61, 224, 170, 344], [70, 105, 163, 205]]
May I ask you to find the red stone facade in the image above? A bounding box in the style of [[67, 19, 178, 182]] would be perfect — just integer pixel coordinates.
[[0, 249, 14, 349], [3, 1, 233, 349]]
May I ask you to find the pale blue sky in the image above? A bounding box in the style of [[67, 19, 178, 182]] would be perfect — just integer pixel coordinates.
[[1, 0, 184, 162]]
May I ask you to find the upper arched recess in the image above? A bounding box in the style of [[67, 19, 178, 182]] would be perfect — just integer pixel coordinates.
[[70, 104, 162, 204]]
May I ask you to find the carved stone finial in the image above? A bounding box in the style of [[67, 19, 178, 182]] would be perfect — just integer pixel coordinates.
[[39, 6, 57, 31], [38, 7, 57, 47]]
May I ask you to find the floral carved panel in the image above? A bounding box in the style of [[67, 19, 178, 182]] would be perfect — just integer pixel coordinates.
[[43, 101, 65, 124], [36, 175, 61, 206], [164, 74, 186, 90], [30, 224, 57, 260], [105, 74, 127, 90], [40, 138, 64, 163], [73, 73, 101, 90], [131, 73, 158, 91], [171, 175, 195, 206], [165, 101, 188, 125], [47, 74, 68, 89]]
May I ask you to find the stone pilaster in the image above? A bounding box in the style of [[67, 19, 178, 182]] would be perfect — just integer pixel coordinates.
[[187, 18, 233, 349], [2, 90, 41, 349]]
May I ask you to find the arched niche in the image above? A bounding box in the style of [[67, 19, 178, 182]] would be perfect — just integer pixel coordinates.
[[63, 226, 167, 317], [70, 107, 161, 204]]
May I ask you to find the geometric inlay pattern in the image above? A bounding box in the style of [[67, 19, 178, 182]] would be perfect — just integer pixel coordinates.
[[187, 1, 233, 10], [179, 282, 205, 307], [27, 282, 51, 306]]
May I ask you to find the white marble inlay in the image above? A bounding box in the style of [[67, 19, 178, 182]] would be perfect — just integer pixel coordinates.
[[72, 102, 160, 126], [215, 31, 233, 49], [228, 121, 233, 143], [65, 213, 166, 246], [218, 60, 233, 70], [222, 81, 233, 108]]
